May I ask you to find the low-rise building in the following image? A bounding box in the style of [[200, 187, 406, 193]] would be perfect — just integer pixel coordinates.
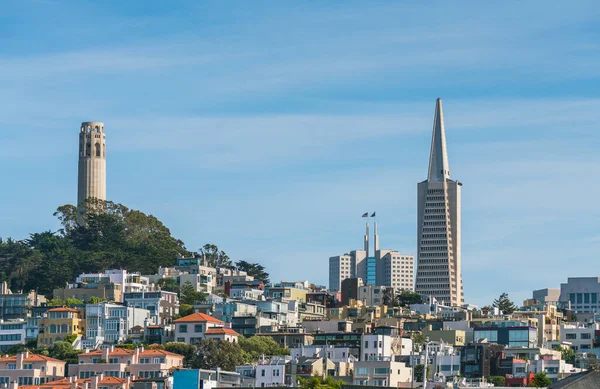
[[37, 308, 85, 348], [0, 351, 66, 386], [173, 312, 229, 344], [83, 303, 150, 348], [284, 356, 333, 386], [68, 346, 184, 380], [560, 323, 596, 351], [352, 357, 412, 387], [236, 356, 290, 388], [0, 319, 27, 351], [123, 291, 179, 326]]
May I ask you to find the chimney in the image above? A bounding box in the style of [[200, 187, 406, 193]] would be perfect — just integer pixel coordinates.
[[71, 380, 77, 389], [91, 375, 100, 389], [102, 347, 110, 361], [16, 352, 24, 369], [9, 382, 17, 389]]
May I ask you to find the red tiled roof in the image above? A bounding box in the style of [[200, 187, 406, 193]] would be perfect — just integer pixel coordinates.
[[80, 348, 184, 359], [0, 353, 65, 364], [47, 307, 79, 313], [205, 327, 240, 336], [174, 312, 224, 324]]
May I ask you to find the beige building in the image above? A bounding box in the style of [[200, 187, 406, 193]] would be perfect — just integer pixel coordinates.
[[379, 251, 415, 291], [68, 346, 183, 379], [78, 122, 106, 205], [173, 312, 231, 344], [353, 358, 413, 387], [415, 99, 464, 307], [422, 327, 466, 347], [0, 351, 66, 386]]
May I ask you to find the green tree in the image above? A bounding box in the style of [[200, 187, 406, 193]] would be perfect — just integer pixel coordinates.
[[414, 364, 425, 382], [88, 296, 105, 304], [298, 376, 343, 389], [487, 376, 505, 386], [48, 341, 80, 365], [158, 277, 179, 293], [529, 372, 552, 387], [178, 304, 195, 318], [239, 336, 289, 361], [194, 339, 246, 371], [235, 260, 270, 283], [413, 333, 426, 350], [179, 281, 207, 305], [555, 345, 575, 364], [396, 291, 423, 307], [493, 293, 517, 314], [199, 244, 232, 269], [166, 342, 197, 367]]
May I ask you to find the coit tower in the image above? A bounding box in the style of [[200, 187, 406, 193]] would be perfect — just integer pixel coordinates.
[[77, 122, 106, 205]]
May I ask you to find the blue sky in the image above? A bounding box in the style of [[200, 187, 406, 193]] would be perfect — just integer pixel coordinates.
[[1, 1, 599, 307]]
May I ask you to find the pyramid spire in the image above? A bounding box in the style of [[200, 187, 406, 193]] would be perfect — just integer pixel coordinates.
[[427, 98, 451, 182]]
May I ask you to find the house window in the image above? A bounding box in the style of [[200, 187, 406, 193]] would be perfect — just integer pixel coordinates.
[[261, 370, 265, 377], [195, 325, 203, 333], [179, 325, 188, 333]]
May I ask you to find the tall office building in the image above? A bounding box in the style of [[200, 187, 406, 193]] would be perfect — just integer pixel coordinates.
[[329, 221, 414, 292], [415, 99, 464, 306], [77, 122, 107, 205]]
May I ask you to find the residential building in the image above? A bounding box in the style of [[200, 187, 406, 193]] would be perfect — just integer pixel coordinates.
[[173, 312, 229, 344], [204, 327, 240, 343], [173, 368, 241, 389], [57, 270, 152, 303], [561, 323, 596, 351], [0, 319, 27, 351], [357, 285, 387, 307], [460, 343, 504, 379], [427, 341, 461, 379], [229, 288, 264, 300], [284, 357, 333, 386], [512, 304, 563, 346], [83, 303, 150, 348], [237, 356, 290, 388], [151, 258, 218, 294], [423, 326, 466, 347], [53, 278, 122, 303], [352, 358, 412, 387], [231, 315, 277, 337], [123, 291, 179, 326], [312, 332, 362, 360], [37, 308, 85, 347], [0, 282, 31, 321], [257, 331, 314, 349], [291, 346, 355, 363], [340, 278, 362, 306], [264, 284, 307, 303], [362, 331, 412, 360], [68, 346, 183, 380], [415, 98, 464, 307], [0, 351, 66, 386], [473, 320, 538, 348], [559, 278, 600, 313]]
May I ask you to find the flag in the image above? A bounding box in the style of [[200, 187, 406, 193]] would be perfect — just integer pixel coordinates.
[[361, 212, 368, 217], [371, 212, 376, 217]]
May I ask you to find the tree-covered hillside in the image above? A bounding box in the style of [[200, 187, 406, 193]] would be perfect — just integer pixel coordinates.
[[0, 199, 189, 296]]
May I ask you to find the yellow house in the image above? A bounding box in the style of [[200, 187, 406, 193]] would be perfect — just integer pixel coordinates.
[[38, 307, 85, 347]]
